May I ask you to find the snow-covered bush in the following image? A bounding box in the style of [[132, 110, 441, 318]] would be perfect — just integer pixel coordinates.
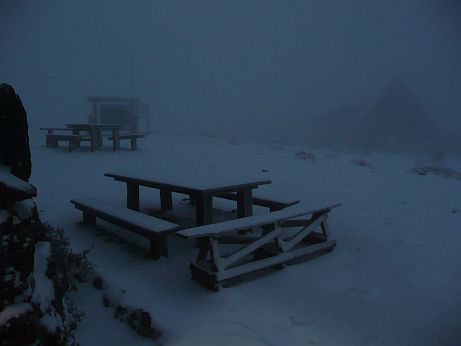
[[0, 222, 93, 345]]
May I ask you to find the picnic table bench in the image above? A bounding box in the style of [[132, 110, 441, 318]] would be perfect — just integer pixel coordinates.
[[71, 197, 181, 259], [215, 192, 299, 211], [45, 134, 89, 152], [176, 203, 340, 290], [40, 127, 76, 134], [40, 127, 91, 151], [107, 132, 145, 150]]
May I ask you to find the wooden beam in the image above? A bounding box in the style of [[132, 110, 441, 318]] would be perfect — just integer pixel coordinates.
[[126, 183, 139, 211], [209, 238, 223, 271], [282, 214, 326, 252], [160, 189, 173, 210], [221, 229, 282, 269], [237, 188, 253, 218], [214, 240, 336, 281], [196, 194, 213, 225]]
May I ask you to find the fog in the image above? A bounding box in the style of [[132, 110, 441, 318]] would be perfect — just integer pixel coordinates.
[[1, 0, 460, 152]]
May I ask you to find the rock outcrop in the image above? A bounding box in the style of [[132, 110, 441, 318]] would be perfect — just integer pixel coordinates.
[[0, 84, 90, 345], [0, 83, 32, 182]]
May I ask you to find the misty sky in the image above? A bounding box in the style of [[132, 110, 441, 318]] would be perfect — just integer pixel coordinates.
[[1, 0, 460, 140]]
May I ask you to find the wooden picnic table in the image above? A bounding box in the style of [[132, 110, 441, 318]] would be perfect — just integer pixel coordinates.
[[66, 123, 124, 151], [104, 171, 272, 226]]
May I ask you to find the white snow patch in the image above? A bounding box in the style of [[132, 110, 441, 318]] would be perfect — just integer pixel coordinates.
[[0, 303, 32, 326], [0, 164, 36, 196], [32, 241, 54, 310], [0, 210, 10, 224], [14, 199, 36, 219]]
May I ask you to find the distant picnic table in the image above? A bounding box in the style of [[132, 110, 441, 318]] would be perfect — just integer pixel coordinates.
[[104, 171, 272, 225], [66, 123, 124, 151], [41, 123, 145, 152]]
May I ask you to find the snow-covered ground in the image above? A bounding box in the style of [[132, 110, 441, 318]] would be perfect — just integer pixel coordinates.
[[29, 132, 461, 345]]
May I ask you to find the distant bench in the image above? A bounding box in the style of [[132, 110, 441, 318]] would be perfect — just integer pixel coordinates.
[[177, 203, 340, 290], [40, 128, 91, 151], [71, 197, 180, 259], [108, 132, 145, 150], [45, 134, 89, 152], [40, 127, 75, 134]]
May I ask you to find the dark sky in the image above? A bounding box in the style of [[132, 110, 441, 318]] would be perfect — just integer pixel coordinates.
[[1, 0, 460, 140]]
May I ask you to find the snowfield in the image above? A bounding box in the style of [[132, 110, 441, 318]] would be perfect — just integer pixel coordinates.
[[29, 132, 461, 346]]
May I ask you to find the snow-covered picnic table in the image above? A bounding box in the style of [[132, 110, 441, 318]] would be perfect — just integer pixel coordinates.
[[104, 171, 272, 225]]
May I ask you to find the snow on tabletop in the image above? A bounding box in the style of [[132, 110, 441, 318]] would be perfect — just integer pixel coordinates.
[[104, 170, 271, 192]]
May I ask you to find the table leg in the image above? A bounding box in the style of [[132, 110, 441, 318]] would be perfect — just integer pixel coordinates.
[[90, 129, 98, 152], [237, 188, 253, 218], [112, 129, 120, 151], [127, 183, 139, 211], [196, 194, 213, 225], [97, 129, 103, 147], [160, 189, 173, 210]]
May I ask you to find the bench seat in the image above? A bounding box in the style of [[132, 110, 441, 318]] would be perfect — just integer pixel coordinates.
[[71, 197, 180, 259], [177, 203, 340, 290], [108, 132, 145, 150], [40, 127, 75, 133], [215, 191, 299, 211], [45, 134, 85, 151]]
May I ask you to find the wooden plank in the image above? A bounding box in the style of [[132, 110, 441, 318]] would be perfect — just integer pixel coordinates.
[[130, 137, 137, 150], [126, 183, 139, 211], [160, 189, 173, 209], [71, 198, 180, 237], [177, 203, 341, 238], [90, 128, 98, 151], [112, 129, 120, 151], [104, 172, 271, 196], [40, 127, 75, 132], [237, 188, 253, 218], [280, 214, 326, 252], [88, 97, 139, 103], [209, 238, 223, 271], [216, 191, 299, 210], [214, 240, 336, 281], [221, 228, 282, 269], [196, 194, 213, 225], [150, 234, 168, 259], [278, 219, 313, 227], [83, 211, 96, 225], [108, 133, 145, 140], [321, 220, 331, 238], [45, 134, 82, 139]]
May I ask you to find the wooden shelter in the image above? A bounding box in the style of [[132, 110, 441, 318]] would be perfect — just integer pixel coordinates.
[[87, 97, 150, 133]]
